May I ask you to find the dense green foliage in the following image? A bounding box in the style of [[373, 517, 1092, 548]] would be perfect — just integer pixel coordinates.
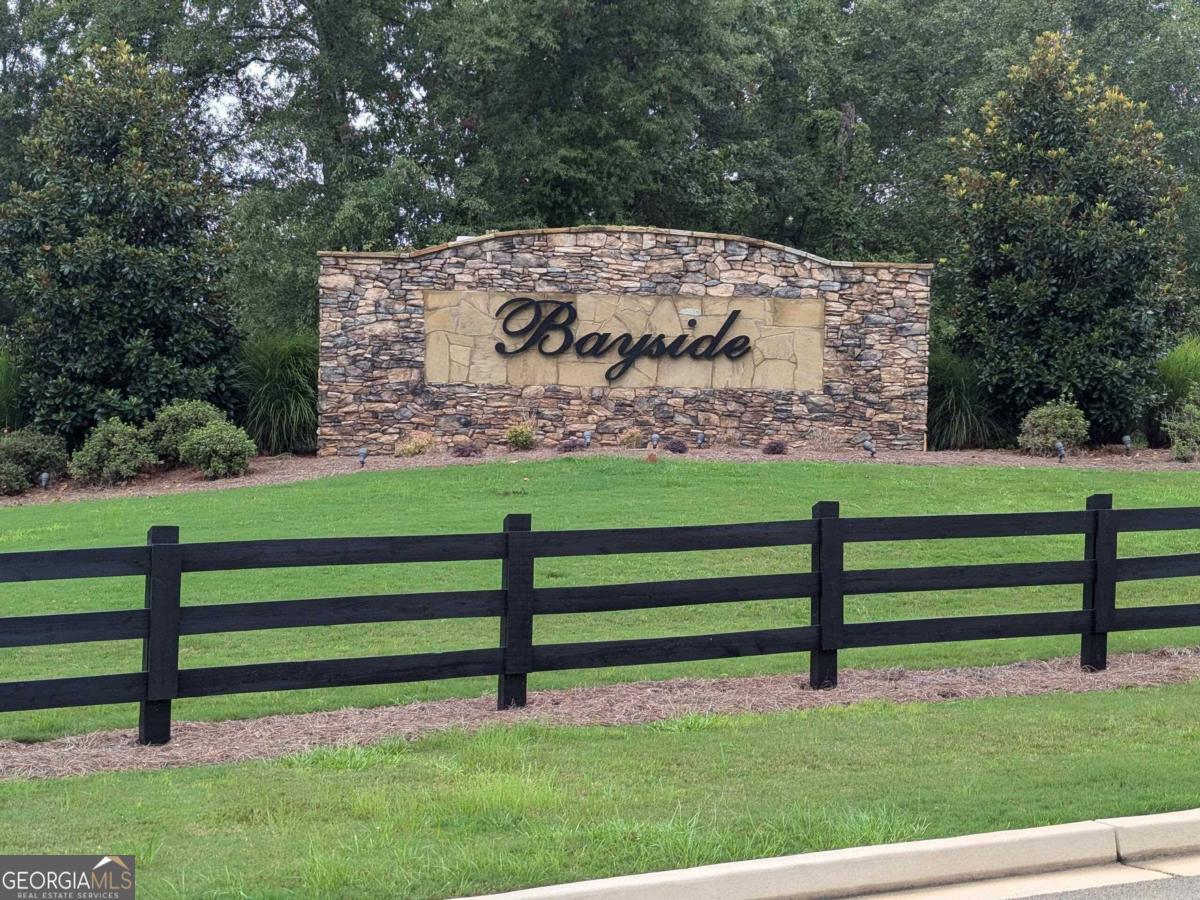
[[178, 420, 256, 478], [927, 349, 1006, 450], [66, 418, 155, 485], [142, 399, 228, 465], [945, 34, 1190, 439], [1017, 399, 1090, 455], [6, 2, 1200, 332], [232, 331, 318, 455], [0, 43, 237, 443]]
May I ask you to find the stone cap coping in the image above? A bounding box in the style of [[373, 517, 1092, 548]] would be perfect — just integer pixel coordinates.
[[317, 226, 935, 271], [463, 807, 1200, 900]]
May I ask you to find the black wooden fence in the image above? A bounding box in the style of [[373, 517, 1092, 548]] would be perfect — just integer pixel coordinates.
[[2, 493, 1199, 744]]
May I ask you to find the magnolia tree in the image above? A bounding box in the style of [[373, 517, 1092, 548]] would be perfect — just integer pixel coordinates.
[[944, 32, 1192, 439], [0, 42, 236, 443]]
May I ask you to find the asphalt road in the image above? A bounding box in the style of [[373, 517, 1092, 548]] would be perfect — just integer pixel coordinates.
[[1035, 875, 1200, 898]]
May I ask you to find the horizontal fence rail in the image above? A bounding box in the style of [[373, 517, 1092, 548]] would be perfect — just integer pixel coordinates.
[[4, 493, 1200, 743]]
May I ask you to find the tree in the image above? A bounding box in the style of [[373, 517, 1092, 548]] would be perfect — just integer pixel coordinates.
[[0, 42, 237, 443], [944, 32, 1192, 439]]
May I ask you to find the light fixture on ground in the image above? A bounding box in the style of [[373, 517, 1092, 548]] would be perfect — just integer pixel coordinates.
[[1054, 440, 1065, 463], [696, 433, 706, 448], [863, 438, 876, 458], [650, 432, 661, 449], [583, 430, 593, 448], [1122, 435, 1133, 456], [357, 447, 368, 468], [38, 472, 49, 490]]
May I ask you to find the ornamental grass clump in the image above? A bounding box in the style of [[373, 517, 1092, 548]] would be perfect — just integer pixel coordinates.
[[505, 425, 536, 451], [67, 419, 156, 485], [1017, 400, 1090, 455], [232, 330, 318, 455], [178, 421, 257, 479]]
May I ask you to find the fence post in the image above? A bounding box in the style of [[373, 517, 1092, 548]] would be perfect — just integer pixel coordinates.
[[498, 513, 533, 709], [809, 501, 842, 689], [138, 525, 182, 744], [1081, 494, 1116, 671]]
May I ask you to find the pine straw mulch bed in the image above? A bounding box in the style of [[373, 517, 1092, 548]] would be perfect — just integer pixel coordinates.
[[3, 646, 1199, 780], [0, 445, 1189, 510]]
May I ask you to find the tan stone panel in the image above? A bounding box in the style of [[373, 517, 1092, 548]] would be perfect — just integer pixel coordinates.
[[425, 331, 452, 382], [772, 297, 824, 328], [421, 290, 824, 391]]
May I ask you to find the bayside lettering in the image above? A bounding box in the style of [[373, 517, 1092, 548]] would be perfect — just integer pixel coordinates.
[[493, 297, 752, 381]]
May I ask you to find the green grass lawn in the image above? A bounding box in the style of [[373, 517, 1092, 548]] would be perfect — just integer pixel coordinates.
[[3, 683, 1199, 898], [4, 455, 1200, 740]]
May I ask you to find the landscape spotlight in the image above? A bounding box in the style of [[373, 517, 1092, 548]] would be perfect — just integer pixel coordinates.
[[358, 447, 368, 468], [651, 432, 661, 449], [38, 471, 49, 490], [696, 432, 706, 448], [863, 438, 876, 458], [1122, 435, 1133, 456], [583, 430, 593, 448], [1054, 440, 1065, 463]]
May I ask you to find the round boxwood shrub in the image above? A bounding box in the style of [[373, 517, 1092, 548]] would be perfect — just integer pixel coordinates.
[[143, 399, 228, 464], [179, 421, 256, 479], [762, 439, 788, 455], [451, 442, 483, 458], [1017, 400, 1090, 455], [0, 428, 68, 481], [0, 461, 30, 495], [664, 438, 688, 454], [68, 419, 157, 485]]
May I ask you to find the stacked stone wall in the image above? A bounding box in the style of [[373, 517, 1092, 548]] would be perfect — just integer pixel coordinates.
[[318, 227, 930, 454]]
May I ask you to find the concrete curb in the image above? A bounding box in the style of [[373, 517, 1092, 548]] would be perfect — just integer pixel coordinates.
[[469, 808, 1200, 900]]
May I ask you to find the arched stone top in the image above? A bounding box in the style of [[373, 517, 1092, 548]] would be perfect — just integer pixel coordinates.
[[318, 225, 934, 270]]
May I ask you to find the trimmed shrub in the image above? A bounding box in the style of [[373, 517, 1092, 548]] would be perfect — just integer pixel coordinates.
[[505, 425, 536, 451], [0, 461, 30, 495], [179, 421, 256, 478], [451, 442, 482, 458], [1017, 399, 1090, 455], [0, 428, 68, 481], [618, 428, 646, 449], [928, 348, 1006, 450], [143, 399, 228, 464], [68, 419, 156, 485], [397, 435, 434, 457], [557, 437, 586, 453], [762, 439, 788, 455], [232, 330, 318, 455], [664, 438, 688, 454], [1165, 397, 1200, 462]]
